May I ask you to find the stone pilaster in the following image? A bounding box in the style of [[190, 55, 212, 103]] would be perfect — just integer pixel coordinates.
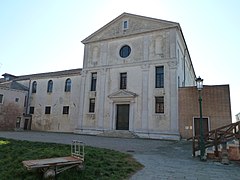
[[77, 70, 87, 129], [97, 68, 107, 129], [141, 64, 150, 130], [109, 100, 114, 129], [168, 61, 178, 132]]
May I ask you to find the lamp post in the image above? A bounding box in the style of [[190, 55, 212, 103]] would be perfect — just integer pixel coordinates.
[[195, 76, 206, 161]]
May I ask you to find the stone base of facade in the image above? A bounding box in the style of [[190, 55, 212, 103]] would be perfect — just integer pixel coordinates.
[[97, 130, 138, 138], [135, 131, 180, 140], [74, 128, 180, 140], [74, 129, 138, 138], [74, 128, 103, 136]]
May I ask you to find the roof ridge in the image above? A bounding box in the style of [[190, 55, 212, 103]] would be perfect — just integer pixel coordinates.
[[2, 68, 82, 81]]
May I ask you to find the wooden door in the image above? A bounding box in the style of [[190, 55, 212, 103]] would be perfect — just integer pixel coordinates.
[[116, 104, 129, 130], [194, 118, 209, 136], [24, 119, 29, 130]]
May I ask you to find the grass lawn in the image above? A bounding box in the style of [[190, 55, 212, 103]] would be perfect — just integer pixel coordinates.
[[0, 138, 143, 179]]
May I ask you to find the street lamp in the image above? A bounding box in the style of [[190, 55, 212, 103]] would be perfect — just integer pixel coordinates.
[[195, 76, 206, 161]]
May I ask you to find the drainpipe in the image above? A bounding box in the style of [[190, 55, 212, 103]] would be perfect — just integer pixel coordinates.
[[183, 48, 187, 87], [25, 79, 31, 115]]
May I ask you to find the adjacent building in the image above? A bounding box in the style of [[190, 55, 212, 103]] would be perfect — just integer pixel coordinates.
[[1, 69, 81, 132], [0, 76, 28, 130], [179, 85, 232, 139]]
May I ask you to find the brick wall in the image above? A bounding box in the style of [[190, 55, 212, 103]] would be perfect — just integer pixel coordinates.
[[179, 85, 232, 139]]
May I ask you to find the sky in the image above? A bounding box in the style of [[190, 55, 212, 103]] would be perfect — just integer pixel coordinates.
[[0, 0, 239, 118]]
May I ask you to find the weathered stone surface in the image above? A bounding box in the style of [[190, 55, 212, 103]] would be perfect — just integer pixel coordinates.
[[78, 13, 195, 140]]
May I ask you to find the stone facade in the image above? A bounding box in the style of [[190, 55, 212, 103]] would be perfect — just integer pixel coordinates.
[[75, 13, 195, 140], [179, 85, 232, 139]]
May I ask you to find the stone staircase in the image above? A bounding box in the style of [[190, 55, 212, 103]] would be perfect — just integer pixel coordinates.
[[97, 130, 138, 138]]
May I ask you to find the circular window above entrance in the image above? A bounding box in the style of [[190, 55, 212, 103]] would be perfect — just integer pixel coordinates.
[[119, 45, 131, 58]]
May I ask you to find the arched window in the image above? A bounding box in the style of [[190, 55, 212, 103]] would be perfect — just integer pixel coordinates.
[[65, 78, 71, 92], [32, 81, 37, 93], [47, 80, 53, 93]]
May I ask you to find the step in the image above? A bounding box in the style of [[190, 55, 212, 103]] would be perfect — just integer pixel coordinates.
[[97, 130, 138, 138]]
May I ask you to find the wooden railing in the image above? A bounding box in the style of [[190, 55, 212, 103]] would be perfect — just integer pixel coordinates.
[[192, 121, 240, 157]]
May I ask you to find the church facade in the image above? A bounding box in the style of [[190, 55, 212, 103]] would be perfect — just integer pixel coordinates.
[[75, 13, 195, 140]]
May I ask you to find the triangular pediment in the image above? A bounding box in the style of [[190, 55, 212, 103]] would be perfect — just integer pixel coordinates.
[[82, 12, 179, 44], [108, 90, 137, 99]]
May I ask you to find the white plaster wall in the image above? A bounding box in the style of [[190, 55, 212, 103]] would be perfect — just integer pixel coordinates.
[[26, 75, 81, 132]]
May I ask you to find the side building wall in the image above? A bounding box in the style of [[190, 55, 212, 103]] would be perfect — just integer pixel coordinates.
[[176, 32, 195, 87], [18, 74, 81, 132], [179, 85, 232, 139]]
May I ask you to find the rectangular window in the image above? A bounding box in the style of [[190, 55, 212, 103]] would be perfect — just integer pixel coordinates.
[[156, 66, 164, 88], [123, 20, 128, 29], [63, 106, 69, 114], [155, 97, 164, 113], [16, 117, 21, 129], [29, 107, 34, 114], [45, 106, 51, 114], [15, 98, 19, 102], [120, 73, 127, 89], [91, 72, 97, 91], [0, 94, 3, 104], [89, 98, 95, 113]]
